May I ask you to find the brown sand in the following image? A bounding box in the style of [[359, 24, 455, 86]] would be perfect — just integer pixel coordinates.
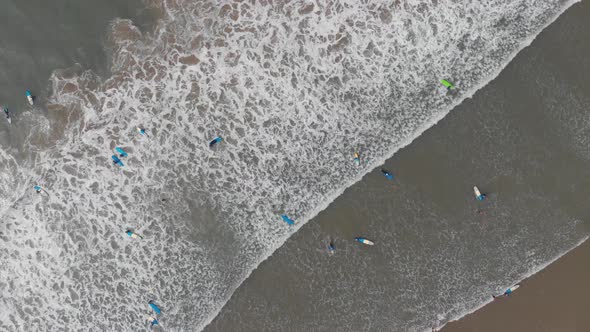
[[441, 239, 590, 332]]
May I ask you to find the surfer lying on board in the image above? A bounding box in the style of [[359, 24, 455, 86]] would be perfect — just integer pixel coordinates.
[[34, 185, 43, 194], [26, 89, 34, 105], [112, 155, 124, 167], [473, 186, 486, 201], [209, 136, 223, 148], [493, 285, 520, 299], [126, 230, 143, 239], [440, 79, 455, 90], [381, 169, 394, 180], [147, 315, 159, 327]]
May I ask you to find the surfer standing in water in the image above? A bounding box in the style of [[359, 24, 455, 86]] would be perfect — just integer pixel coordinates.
[[328, 241, 335, 254]]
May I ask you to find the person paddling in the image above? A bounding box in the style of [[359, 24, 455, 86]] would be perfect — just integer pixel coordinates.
[[381, 169, 394, 180], [493, 285, 520, 299], [209, 136, 223, 148]]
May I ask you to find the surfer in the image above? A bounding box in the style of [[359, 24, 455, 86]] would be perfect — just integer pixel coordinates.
[[209, 136, 223, 148], [281, 215, 294, 225], [381, 169, 394, 180], [147, 316, 159, 327], [473, 186, 486, 201], [137, 127, 148, 137], [126, 229, 143, 239], [3, 108, 10, 123], [116, 147, 128, 158], [328, 241, 335, 253], [493, 285, 519, 299], [112, 155, 124, 167], [26, 89, 34, 105], [354, 237, 374, 245], [353, 152, 360, 166], [440, 79, 455, 90], [34, 185, 43, 194]]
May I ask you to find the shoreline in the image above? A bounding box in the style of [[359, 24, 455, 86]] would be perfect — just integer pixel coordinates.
[[441, 238, 590, 332], [199, 1, 584, 329], [205, 0, 590, 330]]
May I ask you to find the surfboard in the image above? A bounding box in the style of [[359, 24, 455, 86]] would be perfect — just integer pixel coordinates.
[[355, 237, 374, 245], [209, 136, 222, 147], [137, 127, 148, 136], [508, 284, 520, 292], [440, 79, 455, 89], [149, 302, 162, 314], [112, 155, 124, 166], [26, 90, 34, 105], [353, 153, 360, 166], [473, 186, 485, 200], [281, 215, 294, 225], [127, 231, 142, 239], [494, 284, 520, 298], [115, 147, 128, 157]]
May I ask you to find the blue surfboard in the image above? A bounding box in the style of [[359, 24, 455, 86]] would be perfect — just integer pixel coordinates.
[[281, 215, 294, 225], [115, 147, 128, 157], [112, 155, 124, 166], [209, 136, 223, 147], [149, 301, 162, 315]]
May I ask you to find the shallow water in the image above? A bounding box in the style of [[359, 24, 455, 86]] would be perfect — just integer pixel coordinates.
[[0, 0, 586, 331], [208, 2, 590, 330]]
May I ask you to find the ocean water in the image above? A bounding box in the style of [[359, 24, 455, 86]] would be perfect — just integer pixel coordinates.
[[0, 0, 586, 331]]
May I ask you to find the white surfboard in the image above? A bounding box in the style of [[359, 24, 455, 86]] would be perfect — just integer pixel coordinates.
[[473, 186, 481, 197], [26, 90, 34, 105], [508, 284, 520, 292], [360, 239, 374, 245], [494, 284, 520, 298]]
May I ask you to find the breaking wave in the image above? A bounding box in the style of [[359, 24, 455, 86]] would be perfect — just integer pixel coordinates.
[[0, 0, 581, 330]]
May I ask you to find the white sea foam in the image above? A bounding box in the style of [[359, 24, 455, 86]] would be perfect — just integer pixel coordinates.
[[0, 0, 582, 331]]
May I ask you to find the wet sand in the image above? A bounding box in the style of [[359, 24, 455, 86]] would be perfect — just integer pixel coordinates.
[[441, 239, 590, 332]]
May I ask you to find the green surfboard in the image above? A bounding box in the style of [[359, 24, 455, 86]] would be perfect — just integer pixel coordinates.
[[440, 79, 455, 89]]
